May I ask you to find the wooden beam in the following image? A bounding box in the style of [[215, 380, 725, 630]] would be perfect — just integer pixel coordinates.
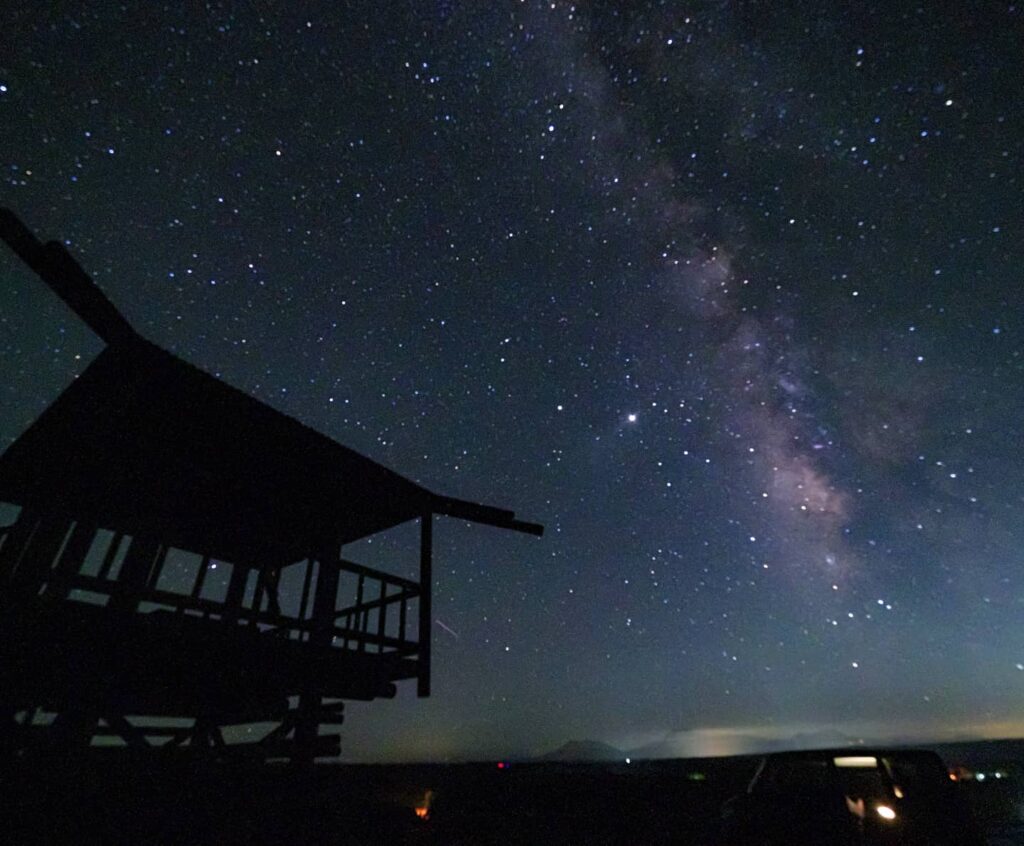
[[418, 513, 432, 697], [337, 557, 419, 591], [334, 585, 418, 619], [0, 209, 138, 346], [102, 714, 151, 749], [432, 496, 544, 536]]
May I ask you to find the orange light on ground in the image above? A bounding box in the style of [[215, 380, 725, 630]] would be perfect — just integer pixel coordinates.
[[414, 789, 434, 821], [949, 772, 958, 781]]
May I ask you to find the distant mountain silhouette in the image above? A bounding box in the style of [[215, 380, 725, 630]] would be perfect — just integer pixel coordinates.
[[539, 740, 628, 762]]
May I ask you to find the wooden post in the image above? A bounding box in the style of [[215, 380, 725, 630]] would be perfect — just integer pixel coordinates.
[[7, 515, 70, 595], [222, 562, 249, 624], [298, 559, 315, 641], [399, 594, 408, 644], [418, 513, 432, 697], [96, 532, 124, 580], [249, 569, 266, 628], [107, 538, 162, 614], [311, 552, 339, 647], [191, 556, 211, 598], [293, 548, 340, 764], [265, 567, 282, 616], [0, 511, 40, 582], [46, 521, 95, 600], [355, 575, 365, 652]]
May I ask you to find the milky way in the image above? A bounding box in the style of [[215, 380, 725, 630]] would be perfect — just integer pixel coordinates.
[[1, 2, 1022, 760]]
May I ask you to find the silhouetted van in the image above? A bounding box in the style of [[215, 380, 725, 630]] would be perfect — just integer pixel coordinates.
[[720, 748, 984, 845]]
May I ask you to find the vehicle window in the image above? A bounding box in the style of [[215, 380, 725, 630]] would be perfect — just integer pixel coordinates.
[[758, 760, 832, 793]]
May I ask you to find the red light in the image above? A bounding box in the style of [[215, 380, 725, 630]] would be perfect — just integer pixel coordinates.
[[497, 762, 506, 769]]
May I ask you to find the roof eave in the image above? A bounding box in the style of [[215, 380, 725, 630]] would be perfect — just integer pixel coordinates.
[[431, 495, 544, 537]]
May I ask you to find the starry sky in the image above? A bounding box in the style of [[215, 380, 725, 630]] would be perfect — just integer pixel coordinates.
[[2, 2, 1023, 762]]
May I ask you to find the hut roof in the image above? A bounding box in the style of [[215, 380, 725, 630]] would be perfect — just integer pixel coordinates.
[[0, 209, 540, 565]]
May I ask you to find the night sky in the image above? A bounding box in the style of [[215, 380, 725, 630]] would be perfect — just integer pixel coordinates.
[[2, 2, 1023, 762]]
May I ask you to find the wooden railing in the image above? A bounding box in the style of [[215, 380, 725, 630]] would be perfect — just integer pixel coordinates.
[[56, 563, 423, 659], [0, 507, 426, 664], [0, 506, 433, 721], [334, 558, 419, 654]]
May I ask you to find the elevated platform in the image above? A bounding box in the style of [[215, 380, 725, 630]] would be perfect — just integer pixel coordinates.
[[0, 209, 542, 762]]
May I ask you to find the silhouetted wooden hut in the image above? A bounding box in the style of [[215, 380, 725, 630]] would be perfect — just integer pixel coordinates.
[[0, 209, 541, 761]]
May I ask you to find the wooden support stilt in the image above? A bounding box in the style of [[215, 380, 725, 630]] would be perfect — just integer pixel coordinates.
[[293, 548, 342, 764]]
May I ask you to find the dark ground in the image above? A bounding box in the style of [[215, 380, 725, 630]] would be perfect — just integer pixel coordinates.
[[3, 743, 1022, 845]]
